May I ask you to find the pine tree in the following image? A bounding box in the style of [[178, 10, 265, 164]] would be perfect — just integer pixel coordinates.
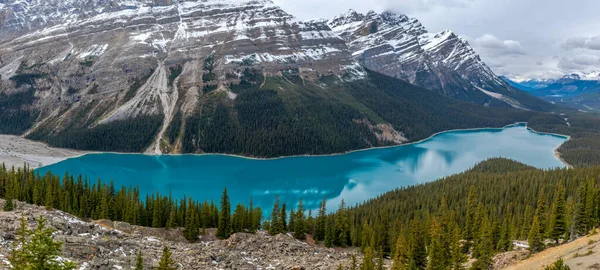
[[407, 219, 427, 269], [336, 199, 350, 247], [528, 215, 544, 253], [325, 216, 335, 248], [471, 215, 493, 270], [166, 204, 177, 230], [535, 190, 547, 236], [156, 246, 177, 270], [280, 203, 288, 232], [464, 185, 478, 251], [8, 216, 77, 270], [294, 198, 306, 240], [315, 197, 327, 241], [449, 225, 467, 270], [135, 250, 144, 270], [544, 259, 571, 270], [216, 188, 231, 239], [548, 184, 567, 244], [427, 218, 447, 270], [3, 178, 14, 211], [270, 195, 283, 235], [361, 246, 375, 270], [392, 235, 407, 270]]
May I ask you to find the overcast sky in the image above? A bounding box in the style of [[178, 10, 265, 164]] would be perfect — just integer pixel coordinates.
[[273, 0, 600, 80]]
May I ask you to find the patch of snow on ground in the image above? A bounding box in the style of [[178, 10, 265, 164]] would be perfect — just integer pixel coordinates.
[[78, 44, 109, 59], [475, 86, 527, 110]]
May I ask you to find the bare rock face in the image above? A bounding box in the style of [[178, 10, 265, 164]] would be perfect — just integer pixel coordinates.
[[0, 199, 365, 269], [328, 10, 550, 110]]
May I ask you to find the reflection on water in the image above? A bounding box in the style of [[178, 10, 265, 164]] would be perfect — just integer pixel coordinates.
[[37, 124, 567, 215]]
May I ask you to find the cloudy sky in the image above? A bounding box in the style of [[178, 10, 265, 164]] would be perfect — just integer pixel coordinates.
[[273, 0, 600, 80]]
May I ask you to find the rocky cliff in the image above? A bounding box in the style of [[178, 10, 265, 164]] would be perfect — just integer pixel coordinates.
[[328, 10, 553, 111]]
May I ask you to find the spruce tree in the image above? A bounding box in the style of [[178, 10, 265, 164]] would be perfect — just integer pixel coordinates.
[[427, 218, 447, 270], [9, 216, 77, 270], [3, 178, 14, 211], [135, 250, 144, 270], [464, 185, 478, 250], [407, 219, 427, 269], [325, 216, 335, 248], [535, 190, 547, 236], [449, 225, 467, 270], [294, 198, 306, 240], [216, 188, 231, 239], [280, 203, 288, 232], [361, 246, 375, 270], [548, 184, 566, 244], [392, 235, 407, 270], [315, 197, 327, 241], [471, 215, 493, 270], [269, 195, 283, 235], [528, 215, 544, 253], [336, 199, 350, 247], [156, 246, 177, 270]]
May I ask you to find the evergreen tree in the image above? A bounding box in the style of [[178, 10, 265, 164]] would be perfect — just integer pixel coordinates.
[[280, 203, 288, 232], [471, 215, 493, 270], [464, 185, 478, 251], [8, 216, 77, 270], [325, 216, 335, 248], [3, 178, 14, 211], [166, 204, 177, 230], [535, 191, 547, 236], [407, 219, 427, 269], [544, 259, 571, 270], [392, 235, 407, 270], [135, 250, 144, 270], [156, 246, 177, 270], [361, 246, 375, 270], [216, 188, 231, 239], [427, 218, 447, 270], [294, 198, 306, 240], [548, 184, 567, 244], [449, 225, 467, 270], [315, 197, 327, 241], [336, 199, 350, 247], [269, 195, 283, 235], [528, 215, 544, 253]]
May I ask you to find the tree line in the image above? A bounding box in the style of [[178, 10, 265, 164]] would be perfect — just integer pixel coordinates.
[[2, 158, 597, 269]]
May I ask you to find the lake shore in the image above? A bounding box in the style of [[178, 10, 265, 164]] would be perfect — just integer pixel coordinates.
[[0, 122, 571, 169], [0, 135, 88, 169]]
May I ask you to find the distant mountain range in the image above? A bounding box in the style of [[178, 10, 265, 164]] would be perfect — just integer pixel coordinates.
[[0, 0, 554, 156], [503, 72, 600, 112]]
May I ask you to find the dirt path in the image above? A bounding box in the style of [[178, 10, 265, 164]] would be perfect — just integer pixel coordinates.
[[504, 231, 600, 269]]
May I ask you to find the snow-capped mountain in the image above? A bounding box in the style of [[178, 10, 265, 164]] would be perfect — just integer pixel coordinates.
[[328, 10, 551, 110], [503, 73, 600, 112]]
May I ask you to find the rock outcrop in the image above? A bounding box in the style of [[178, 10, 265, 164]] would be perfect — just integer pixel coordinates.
[[0, 199, 363, 269]]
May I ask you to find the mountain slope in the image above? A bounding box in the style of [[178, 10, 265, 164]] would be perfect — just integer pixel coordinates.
[[328, 10, 554, 111], [0, 0, 541, 157]]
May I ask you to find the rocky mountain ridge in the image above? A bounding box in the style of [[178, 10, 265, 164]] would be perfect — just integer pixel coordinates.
[[327, 9, 551, 111]]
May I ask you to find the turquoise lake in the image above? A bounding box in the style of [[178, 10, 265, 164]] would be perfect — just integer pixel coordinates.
[[37, 124, 567, 214]]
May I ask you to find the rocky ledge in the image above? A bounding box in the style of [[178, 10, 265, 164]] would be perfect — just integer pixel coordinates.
[[0, 199, 362, 269]]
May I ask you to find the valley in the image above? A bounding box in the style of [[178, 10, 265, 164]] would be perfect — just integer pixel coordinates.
[[1, 0, 600, 269]]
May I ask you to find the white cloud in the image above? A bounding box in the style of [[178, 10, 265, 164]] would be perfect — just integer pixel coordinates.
[[274, 0, 600, 80], [558, 55, 600, 71], [472, 34, 526, 56], [562, 35, 600, 51]]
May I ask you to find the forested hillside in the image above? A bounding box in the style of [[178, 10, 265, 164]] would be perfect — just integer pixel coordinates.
[[3, 159, 600, 268]]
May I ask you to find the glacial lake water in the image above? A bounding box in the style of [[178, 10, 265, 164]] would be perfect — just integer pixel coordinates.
[[37, 124, 568, 214]]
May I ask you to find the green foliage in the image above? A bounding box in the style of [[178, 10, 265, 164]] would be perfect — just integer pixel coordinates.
[[0, 89, 39, 134], [0, 166, 261, 239], [135, 250, 144, 270], [216, 188, 231, 239], [544, 259, 571, 270], [9, 215, 77, 270], [27, 115, 163, 152], [361, 247, 375, 270], [294, 198, 306, 240], [528, 215, 544, 253], [156, 246, 177, 270], [548, 184, 567, 243]]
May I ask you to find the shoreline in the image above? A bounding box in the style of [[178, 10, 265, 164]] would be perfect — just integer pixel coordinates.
[[1, 122, 571, 169]]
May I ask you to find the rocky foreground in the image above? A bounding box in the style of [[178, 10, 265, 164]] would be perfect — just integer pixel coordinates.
[[0, 199, 361, 269]]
